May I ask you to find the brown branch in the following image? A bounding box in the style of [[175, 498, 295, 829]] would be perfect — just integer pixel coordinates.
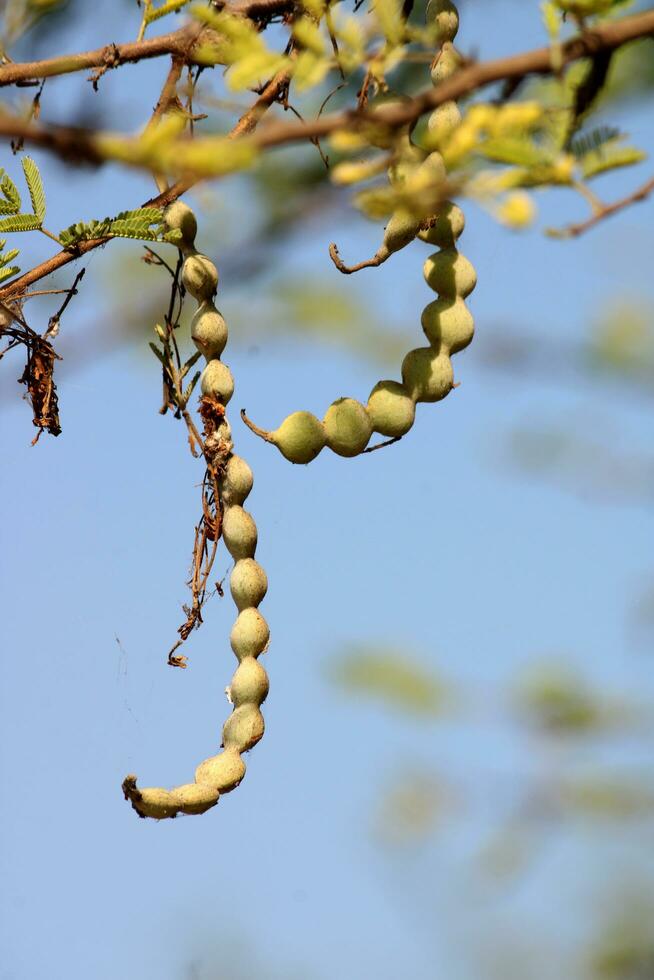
[[0, 0, 296, 87], [547, 174, 654, 239], [0, 9, 652, 299]]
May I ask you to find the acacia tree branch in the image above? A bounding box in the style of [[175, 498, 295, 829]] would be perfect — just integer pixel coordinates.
[[0, 9, 652, 300], [547, 174, 654, 238], [0, 0, 296, 88], [0, 70, 291, 300]]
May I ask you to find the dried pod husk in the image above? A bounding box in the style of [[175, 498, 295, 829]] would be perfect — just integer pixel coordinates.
[[223, 505, 258, 560], [423, 248, 477, 298], [164, 201, 197, 249], [418, 202, 465, 246], [219, 455, 253, 506], [270, 411, 326, 464], [426, 0, 459, 41], [182, 253, 219, 301], [200, 360, 235, 404], [323, 397, 372, 457], [195, 748, 246, 792], [367, 380, 416, 437], [229, 656, 269, 707], [173, 782, 220, 815], [191, 301, 228, 360], [427, 102, 461, 146], [230, 558, 268, 611], [132, 787, 179, 820], [430, 41, 461, 85], [230, 607, 270, 660], [222, 703, 265, 753], [402, 347, 454, 403]]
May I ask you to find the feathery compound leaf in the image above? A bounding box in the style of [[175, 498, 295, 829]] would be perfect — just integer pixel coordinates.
[[480, 137, 551, 167], [0, 248, 20, 266], [0, 171, 21, 215], [0, 213, 43, 233], [58, 207, 173, 247], [0, 265, 20, 284], [581, 140, 646, 179], [570, 126, 621, 159], [21, 157, 46, 223], [145, 0, 193, 24]]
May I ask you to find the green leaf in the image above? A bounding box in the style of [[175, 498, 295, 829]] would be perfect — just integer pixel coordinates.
[[581, 141, 646, 179], [0, 248, 20, 266], [21, 157, 46, 223], [0, 264, 20, 284], [58, 207, 171, 246], [0, 213, 42, 233], [145, 0, 192, 24], [0, 171, 21, 215], [570, 125, 620, 159], [480, 137, 550, 167]]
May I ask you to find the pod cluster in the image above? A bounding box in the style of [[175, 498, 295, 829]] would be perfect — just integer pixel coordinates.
[[123, 202, 270, 819], [244, 0, 475, 466]]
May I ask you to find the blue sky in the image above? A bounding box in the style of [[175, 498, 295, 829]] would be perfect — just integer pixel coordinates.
[[1, 3, 653, 979]]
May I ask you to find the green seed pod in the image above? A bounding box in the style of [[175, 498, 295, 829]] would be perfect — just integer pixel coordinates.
[[323, 397, 372, 457], [230, 607, 270, 660], [427, 101, 461, 146], [402, 347, 454, 403], [191, 302, 228, 360], [164, 201, 197, 249], [366, 92, 412, 149], [430, 42, 461, 85], [182, 253, 218, 302], [230, 558, 268, 612], [200, 360, 234, 404], [420, 150, 448, 184], [388, 141, 425, 186], [423, 248, 477, 298], [382, 209, 422, 255], [421, 297, 474, 353], [133, 787, 179, 820], [270, 411, 326, 464], [222, 704, 265, 753], [220, 455, 253, 506], [418, 202, 465, 246], [367, 380, 416, 437], [195, 748, 246, 792], [223, 505, 258, 561], [426, 0, 459, 41], [229, 656, 269, 707], [174, 782, 220, 815]]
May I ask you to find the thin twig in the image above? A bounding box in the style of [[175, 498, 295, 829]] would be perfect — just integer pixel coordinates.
[[546, 174, 654, 239]]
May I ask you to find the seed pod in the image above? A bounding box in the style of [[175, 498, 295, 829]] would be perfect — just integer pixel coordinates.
[[191, 302, 228, 360], [229, 656, 269, 707], [269, 411, 326, 464], [382, 209, 422, 256], [323, 397, 372, 457], [195, 748, 246, 792], [230, 607, 270, 659], [230, 558, 268, 611], [367, 380, 416, 437], [164, 201, 197, 249], [387, 143, 425, 186], [222, 703, 265, 753], [430, 41, 461, 85], [173, 782, 220, 815], [182, 254, 218, 301], [402, 347, 454, 403], [421, 297, 474, 353], [366, 93, 412, 149], [418, 202, 465, 246], [427, 102, 461, 146], [133, 787, 179, 820], [426, 0, 459, 41], [219, 455, 253, 506], [200, 360, 234, 404], [423, 248, 477, 298], [223, 505, 258, 560]]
